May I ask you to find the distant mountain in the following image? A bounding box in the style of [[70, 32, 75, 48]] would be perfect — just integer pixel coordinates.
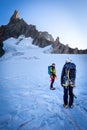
[[52, 37, 87, 54], [0, 10, 87, 56]]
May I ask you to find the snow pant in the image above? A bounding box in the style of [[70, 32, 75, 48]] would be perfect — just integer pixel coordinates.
[[50, 77, 55, 89], [63, 86, 74, 106]]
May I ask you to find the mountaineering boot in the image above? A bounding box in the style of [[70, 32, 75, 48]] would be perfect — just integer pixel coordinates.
[[50, 87, 55, 90], [63, 104, 68, 108], [69, 105, 73, 108]]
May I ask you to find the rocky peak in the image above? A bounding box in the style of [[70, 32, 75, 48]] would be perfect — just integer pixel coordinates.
[[8, 10, 20, 25], [0, 10, 87, 57], [55, 37, 60, 43]]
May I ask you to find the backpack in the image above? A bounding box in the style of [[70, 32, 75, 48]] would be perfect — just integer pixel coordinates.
[[48, 66, 51, 75], [68, 63, 76, 81], [63, 63, 76, 87]]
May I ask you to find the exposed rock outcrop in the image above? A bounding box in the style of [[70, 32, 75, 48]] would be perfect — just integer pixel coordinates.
[[0, 42, 5, 57], [0, 10, 87, 57], [32, 31, 54, 47], [0, 10, 54, 56], [52, 37, 87, 54], [8, 10, 20, 25]]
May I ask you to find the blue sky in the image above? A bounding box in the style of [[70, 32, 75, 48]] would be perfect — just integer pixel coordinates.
[[0, 0, 87, 49]]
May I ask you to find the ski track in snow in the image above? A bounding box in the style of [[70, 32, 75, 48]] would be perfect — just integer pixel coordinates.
[[0, 36, 87, 130]]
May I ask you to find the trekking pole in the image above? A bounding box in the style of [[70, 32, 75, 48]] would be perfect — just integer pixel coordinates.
[[73, 93, 77, 99]]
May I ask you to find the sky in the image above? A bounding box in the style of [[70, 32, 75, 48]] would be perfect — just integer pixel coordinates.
[[0, 36, 87, 130], [0, 0, 87, 49]]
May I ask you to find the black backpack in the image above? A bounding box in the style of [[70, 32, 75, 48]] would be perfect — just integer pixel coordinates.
[[63, 62, 76, 86]]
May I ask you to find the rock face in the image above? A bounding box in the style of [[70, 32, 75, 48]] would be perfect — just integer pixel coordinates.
[[0, 10, 87, 56], [0, 42, 5, 57], [52, 37, 87, 54], [32, 31, 54, 47], [8, 10, 20, 25], [0, 10, 54, 57]]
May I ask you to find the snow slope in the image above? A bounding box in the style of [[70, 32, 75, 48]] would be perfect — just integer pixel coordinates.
[[0, 36, 87, 130]]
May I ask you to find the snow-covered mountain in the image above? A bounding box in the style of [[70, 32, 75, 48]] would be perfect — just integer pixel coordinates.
[[0, 10, 87, 56], [0, 36, 87, 130]]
